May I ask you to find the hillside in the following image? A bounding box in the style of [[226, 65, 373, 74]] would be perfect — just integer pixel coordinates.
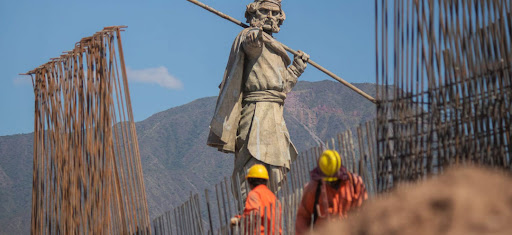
[[0, 80, 376, 234]]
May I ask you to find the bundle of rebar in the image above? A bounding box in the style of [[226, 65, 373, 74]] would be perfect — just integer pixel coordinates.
[[152, 120, 378, 235], [375, 0, 512, 191], [25, 26, 151, 234]]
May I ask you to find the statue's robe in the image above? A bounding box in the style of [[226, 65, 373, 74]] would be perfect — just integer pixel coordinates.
[[207, 27, 299, 176]]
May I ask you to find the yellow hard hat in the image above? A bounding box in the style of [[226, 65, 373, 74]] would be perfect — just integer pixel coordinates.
[[246, 164, 269, 180], [318, 150, 342, 182]]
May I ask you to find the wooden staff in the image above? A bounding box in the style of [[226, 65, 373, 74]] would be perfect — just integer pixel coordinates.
[[186, 0, 377, 104]]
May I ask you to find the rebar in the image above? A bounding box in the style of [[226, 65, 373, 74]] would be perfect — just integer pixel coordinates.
[[375, 0, 512, 191], [26, 26, 151, 234]]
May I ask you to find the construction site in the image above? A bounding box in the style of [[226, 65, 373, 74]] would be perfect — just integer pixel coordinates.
[[18, 0, 512, 234]]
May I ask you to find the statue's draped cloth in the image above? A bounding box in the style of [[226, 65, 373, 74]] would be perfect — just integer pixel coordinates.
[[208, 28, 298, 173]]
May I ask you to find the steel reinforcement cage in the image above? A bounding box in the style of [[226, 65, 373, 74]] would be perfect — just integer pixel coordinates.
[[26, 26, 151, 234], [375, 0, 511, 191]]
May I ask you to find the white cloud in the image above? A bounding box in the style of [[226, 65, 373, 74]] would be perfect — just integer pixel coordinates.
[[127, 66, 183, 90], [13, 76, 33, 86]]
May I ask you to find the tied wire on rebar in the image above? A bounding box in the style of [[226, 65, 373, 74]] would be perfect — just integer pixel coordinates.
[[152, 120, 378, 235], [26, 26, 151, 234], [375, 0, 512, 191]]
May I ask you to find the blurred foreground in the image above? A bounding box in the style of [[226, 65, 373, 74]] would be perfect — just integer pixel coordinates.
[[312, 166, 512, 235]]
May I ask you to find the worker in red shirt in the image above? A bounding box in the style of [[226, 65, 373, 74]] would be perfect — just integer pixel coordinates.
[[295, 150, 368, 234], [231, 164, 282, 235]]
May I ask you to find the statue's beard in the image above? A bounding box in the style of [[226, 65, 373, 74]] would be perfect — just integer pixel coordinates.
[[250, 17, 280, 33]]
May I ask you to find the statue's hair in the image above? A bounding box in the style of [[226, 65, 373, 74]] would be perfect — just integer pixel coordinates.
[[245, 1, 286, 27]]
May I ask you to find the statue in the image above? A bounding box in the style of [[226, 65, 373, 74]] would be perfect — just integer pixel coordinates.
[[207, 0, 309, 198]]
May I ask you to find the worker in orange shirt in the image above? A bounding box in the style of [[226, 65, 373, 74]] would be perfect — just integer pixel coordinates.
[[231, 164, 282, 235], [295, 150, 368, 234]]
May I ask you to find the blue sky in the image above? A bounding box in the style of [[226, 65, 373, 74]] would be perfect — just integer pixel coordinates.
[[0, 0, 376, 136]]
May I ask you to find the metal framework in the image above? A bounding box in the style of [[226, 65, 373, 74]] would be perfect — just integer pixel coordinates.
[[152, 121, 377, 235], [26, 26, 151, 234], [375, 0, 512, 191]]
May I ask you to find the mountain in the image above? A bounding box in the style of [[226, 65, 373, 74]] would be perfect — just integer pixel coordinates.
[[0, 80, 376, 234]]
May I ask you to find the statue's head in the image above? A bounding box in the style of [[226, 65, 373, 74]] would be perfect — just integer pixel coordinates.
[[245, 0, 286, 34]]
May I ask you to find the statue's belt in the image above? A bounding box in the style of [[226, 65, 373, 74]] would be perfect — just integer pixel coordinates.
[[243, 90, 286, 104]]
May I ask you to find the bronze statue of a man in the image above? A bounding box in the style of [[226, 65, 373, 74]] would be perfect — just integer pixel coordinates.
[[207, 0, 309, 197]]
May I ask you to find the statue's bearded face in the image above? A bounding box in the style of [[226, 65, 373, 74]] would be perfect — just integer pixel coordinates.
[[247, 2, 285, 33]]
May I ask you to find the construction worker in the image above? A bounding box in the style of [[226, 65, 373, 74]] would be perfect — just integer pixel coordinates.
[[231, 164, 282, 234], [295, 150, 368, 234]]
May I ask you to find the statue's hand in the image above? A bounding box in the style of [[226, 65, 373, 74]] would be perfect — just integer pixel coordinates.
[[292, 50, 310, 73], [243, 27, 264, 49]]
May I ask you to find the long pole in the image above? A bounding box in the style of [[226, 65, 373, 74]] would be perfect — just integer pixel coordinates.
[[186, 0, 377, 104]]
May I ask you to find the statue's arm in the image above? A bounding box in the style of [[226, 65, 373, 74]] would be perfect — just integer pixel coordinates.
[[241, 28, 264, 58], [284, 50, 310, 92]]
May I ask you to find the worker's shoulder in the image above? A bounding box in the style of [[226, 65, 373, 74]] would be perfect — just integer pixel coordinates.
[[249, 185, 277, 203], [349, 172, 363, 180], [348, 172, 366, 186], [302, 180, 319, 195], [246, 188, 262, 203], [304, 179, 319, 187], [251, 185, 273, 196]]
